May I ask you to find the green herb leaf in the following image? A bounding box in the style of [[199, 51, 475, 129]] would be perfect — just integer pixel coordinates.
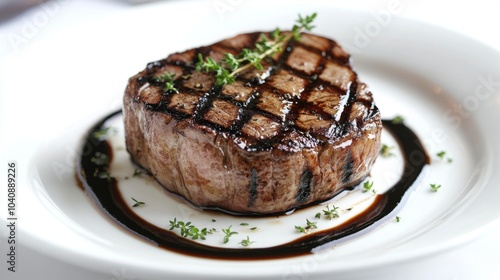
[[380, 144, 395, 158], [430, 183, 442, 192], [295, 219, 317, 234], [222, 225, 238, 244], [363, 180, 374, 193], [322, 205, 339, 220], [391, 115, 405, 124], [131, 197, 145, 207], [155, 72, 178, 93], [90, 152, 109, 166], [436, 151, 453, 163], [239, 236, 254, 247], [196, 13, 317, 87], [133, 169, 142, 177]]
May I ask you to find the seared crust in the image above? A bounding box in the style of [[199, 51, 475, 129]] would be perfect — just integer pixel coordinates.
[[123, 32, 382, 214]]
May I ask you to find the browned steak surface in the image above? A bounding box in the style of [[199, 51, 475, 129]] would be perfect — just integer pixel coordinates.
[[123, 32, 382, 215]]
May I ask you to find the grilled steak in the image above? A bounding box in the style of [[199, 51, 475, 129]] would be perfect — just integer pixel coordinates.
[[123, 32, 382, 215]]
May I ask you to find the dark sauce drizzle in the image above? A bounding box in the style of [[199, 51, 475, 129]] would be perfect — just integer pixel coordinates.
[[77, 110, 429, 260]]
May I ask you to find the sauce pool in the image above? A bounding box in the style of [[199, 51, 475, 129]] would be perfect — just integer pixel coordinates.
[[76, 110, 428, 260]]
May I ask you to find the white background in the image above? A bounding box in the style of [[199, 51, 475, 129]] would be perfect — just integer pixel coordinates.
[[0, 0, 499, 279]]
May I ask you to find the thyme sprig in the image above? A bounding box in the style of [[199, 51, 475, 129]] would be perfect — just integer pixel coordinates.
[[436, 151, 453, 163], [222, 225, 238, 244], [196, 13, 317, 87], [363, 180, 375, 193], [295, 219, 317, 234], [239, 236, 254, 247], [131, 197, 145, 207], [168, 218, 211, 240], [155, 72, 178, 93], [430, 183, 442, 192], [322, 205, 340, 220], [380, 144, 395, 158]]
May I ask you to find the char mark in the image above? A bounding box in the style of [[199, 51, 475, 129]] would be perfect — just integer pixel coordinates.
[[247, 168, 258, 208], [341, 151, 354, 183], [296, 169, 312, 203]]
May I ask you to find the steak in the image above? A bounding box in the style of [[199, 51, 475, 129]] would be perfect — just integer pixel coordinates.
[[123, 32, 382, 215]]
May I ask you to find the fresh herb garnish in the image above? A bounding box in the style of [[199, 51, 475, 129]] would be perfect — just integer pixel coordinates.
[[380, 144, 395, 158], [96, 171, 112, 181], [240, 223, 249, 226], [295, 219, 317, 234], [131, 197, 145, 207], [222, 225, 238, 244], [363, 180, 374, 193], [315, 212, 321, 219], [155, 72, 178, 93], [430, 183, 442, 192], [196, 13, 317, 87], [250, 227, 258, 231], [391, 115, 405, 124], [92, 127, 113, 139], [132, 169, 142, 177], [239, 236, 254, 247], [396, 216, 401, 222], [436, 151, 453, 163], [90, 152, 109, 166], [168, 218, 211, 240], [322, 205, 340, 220]]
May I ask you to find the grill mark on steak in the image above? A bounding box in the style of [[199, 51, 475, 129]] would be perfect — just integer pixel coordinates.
[[341, 150, 355, 183], [248, 168, 258, 207], [124, 31, 382, 214], [296, 169, 313, 203], [135, 32, 373, 151]]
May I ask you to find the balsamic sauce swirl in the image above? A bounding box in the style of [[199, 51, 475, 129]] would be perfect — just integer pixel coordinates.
[[76, 110, 428, 260]]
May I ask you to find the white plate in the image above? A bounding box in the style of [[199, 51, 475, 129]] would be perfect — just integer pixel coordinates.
[[1, 0, 500, 279]]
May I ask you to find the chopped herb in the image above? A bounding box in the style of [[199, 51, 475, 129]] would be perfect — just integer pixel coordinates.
[[430, 183, 442, 192], [133, 169, 142, 177], [380, 144, 395, 158], [322, 205, 339, 220], [92, 127, 111, 139], [90, 152, 109, 166], [392, 115, 405, 124], [155, 72, 178, 93], [436, 151, 453, 163], [306, 219, 317, 229], [436, 151, 446, 159], [363, 180, 374, 193], [240, 223, 249, 226], [168, 218, 209, 240], [131, 197, 145, 207], [96, 171, 112, 181], [250, 227, 258, 231], [196, 13, 317, 87], [239, 236, 254, 247], [222, 225, 238, 244], [396, 216, 401, 222], [315, 212, 321, 219], [211, 219, 217, 222], [295, 219, 317, 234]]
